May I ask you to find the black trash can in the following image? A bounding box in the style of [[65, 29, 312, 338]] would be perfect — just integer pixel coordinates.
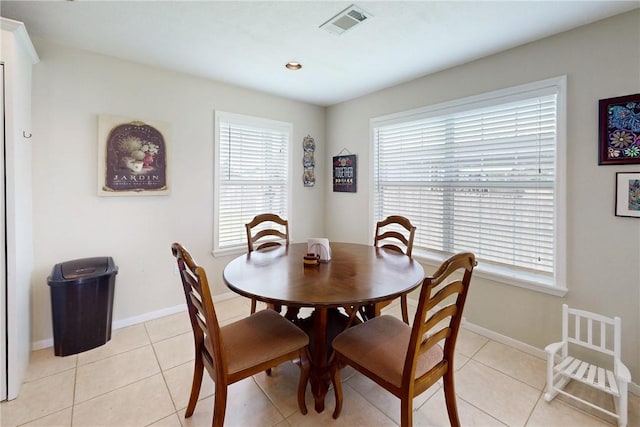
[[48, 257, 118, 356]]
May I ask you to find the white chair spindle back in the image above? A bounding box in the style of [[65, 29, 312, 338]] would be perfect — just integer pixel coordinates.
[[566, 305, 616, 357]]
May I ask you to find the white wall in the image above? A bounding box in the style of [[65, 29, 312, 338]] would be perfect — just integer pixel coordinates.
[[29, 40, 326, 346], [325, 10, 640, 381]]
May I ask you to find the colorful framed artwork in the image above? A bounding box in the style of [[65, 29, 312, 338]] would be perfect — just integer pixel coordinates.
[[615, 172, 640, 218], [333, 154, 356, 193], [598, 93, 640, 165], [97, 115, 170, 196]]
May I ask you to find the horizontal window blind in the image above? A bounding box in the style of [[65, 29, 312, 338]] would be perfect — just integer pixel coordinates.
[[216, 114, 290, 250], [374, 85, 560, 279]]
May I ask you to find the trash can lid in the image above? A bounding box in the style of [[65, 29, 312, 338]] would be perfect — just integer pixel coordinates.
[[60, 257, 111, 280], [48, 257, 117, 285]]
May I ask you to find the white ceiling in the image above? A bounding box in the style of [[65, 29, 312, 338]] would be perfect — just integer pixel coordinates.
[[2, 1, 639, 106]]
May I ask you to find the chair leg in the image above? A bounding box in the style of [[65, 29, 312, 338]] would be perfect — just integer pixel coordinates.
[[329, 355, 343, 419], [544, 352, 554, 401], [443, 368, 461, 427], [359, 304, 374, 321], [400, 295, 409, 324], [250, 298, 257, 314], [212, 383, 228, 427], [297, 348, 311, 415], [185, 356, 204, 418], [400, 396, 413, 427], [265, 302, 284, 313], [617, 380, 628, 427], [285, 307, 301, 321], [544, 354, 565, 402]]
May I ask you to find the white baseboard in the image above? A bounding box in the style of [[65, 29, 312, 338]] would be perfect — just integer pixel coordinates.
[[32, 338, 54, 351], [461, 318, 547, 360], [111, 303, 187, 330]]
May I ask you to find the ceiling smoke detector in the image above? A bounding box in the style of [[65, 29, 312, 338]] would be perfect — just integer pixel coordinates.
[[320, 4, 371, 35]]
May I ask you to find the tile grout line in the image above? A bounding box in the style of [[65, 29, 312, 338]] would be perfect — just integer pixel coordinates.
[[469, 353, 545, 393], [456, 394, 509, 427], [143, 319, 182, 425], [70, 354, 78, 426], [522, 390, 545, 427], [340, 380, 400, 426], [250, 375, 290, 427]]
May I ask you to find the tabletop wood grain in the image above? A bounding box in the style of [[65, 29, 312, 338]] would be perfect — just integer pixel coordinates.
[[223, 242, 424, 307]]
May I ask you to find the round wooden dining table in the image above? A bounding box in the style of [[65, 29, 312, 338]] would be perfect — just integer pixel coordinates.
[[222, 242, 425, 412]]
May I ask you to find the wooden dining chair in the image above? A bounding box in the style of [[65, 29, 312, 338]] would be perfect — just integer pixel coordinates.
[[330, 252, 476, 427], [371, 215, 416, 323], [245, 213, 292, 315], [171, 243, 310, 427]]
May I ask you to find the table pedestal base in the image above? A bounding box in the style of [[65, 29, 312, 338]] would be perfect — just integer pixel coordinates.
[[296, 307, 350, 413]]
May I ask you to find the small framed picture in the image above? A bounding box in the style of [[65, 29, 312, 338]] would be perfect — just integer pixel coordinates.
[[615, 172, 640, 217], [98, 115, 170, 196], [333, 154, 357, 193], [598, 94, 640, 165]]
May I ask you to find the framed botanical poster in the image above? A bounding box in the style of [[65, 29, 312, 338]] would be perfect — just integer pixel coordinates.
[[333, 154, 356, 192], [98, 115, 170, 196], [598, 94, 640, 165], [615, 172, 640, 218]]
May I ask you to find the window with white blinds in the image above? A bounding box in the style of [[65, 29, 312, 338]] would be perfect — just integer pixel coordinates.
[[214, 111, 291, 254], [372, 77, 566, 289]]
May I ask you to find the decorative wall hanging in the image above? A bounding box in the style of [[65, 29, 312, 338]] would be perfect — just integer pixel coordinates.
[[302, 134, 316, 187], [333, 150, 356, 193], [98, 115, 170, 196], [615, 172, 640, 217], [598, 93, 640, 165]]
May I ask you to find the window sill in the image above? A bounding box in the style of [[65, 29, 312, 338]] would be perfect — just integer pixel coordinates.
[[412, 249, 568, 297], [212, 246, 247, 258]]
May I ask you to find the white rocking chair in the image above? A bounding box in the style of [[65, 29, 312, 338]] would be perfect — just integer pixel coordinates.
[[544, 304, 631, 427]]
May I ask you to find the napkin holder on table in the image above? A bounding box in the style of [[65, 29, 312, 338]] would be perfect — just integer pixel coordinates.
[[307, 238, 331, 263]]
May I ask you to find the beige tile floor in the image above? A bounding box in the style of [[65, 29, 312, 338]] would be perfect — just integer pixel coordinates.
[[2, 296, 638, 427]]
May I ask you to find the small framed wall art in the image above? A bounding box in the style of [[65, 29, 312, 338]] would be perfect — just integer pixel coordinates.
[[333, 153, 356, 193], [598, 93, 640, 165], [615, 172, 640, 218], [98, 115, 170, 196]]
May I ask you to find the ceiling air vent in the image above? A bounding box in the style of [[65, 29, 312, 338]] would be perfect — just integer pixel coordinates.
[[320, 4, 371, 35]]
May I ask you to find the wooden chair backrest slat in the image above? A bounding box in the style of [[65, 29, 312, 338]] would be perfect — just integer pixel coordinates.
[[378, 231, 410, 247], [419, 328, 451, 356], [189, 293, 205, 316], [424, 304, 458, 335], [245, 213, 290, 253]]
